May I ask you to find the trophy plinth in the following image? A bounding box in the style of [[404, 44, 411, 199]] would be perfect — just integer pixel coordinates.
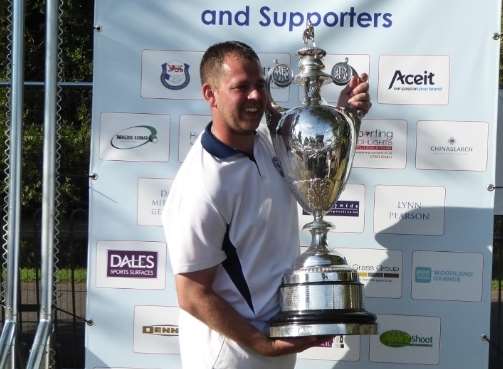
[[266, 22, 377, 338]]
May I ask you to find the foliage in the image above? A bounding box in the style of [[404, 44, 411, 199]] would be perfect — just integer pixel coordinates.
[[0, 1, 94, 266], [0, 0, 94, 219]]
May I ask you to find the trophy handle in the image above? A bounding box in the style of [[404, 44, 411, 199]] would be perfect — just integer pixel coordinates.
[[265, 62, 293, 132], [338, 107, 361, 186]]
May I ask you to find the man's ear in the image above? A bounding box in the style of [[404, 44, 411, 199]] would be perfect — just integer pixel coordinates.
[[202, 83, 217, 108]]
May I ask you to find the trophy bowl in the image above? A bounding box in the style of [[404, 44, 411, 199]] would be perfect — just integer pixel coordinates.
[[266, 23, 377, 338]]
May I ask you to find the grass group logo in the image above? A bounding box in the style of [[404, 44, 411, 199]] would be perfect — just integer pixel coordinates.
[[160, 61, 190, 90], [380, 330, 433, 348]]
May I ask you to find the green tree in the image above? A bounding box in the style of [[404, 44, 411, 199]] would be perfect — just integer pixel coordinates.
[[0, 0, 94, 266]]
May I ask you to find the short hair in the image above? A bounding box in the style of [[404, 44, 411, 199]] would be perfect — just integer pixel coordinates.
[[200, 41, 260, 86]]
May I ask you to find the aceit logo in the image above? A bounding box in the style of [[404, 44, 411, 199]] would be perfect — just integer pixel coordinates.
[[415, 267, 432, 283], [142, 324, 179, 336], [388, 70, 435, 89], [380, 330, 433, 348]]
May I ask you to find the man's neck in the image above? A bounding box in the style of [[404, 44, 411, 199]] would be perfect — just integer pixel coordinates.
[[210, 123, 255, 155]]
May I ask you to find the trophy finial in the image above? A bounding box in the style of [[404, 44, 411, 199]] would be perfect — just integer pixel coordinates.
[[303, 21, 315, 47]]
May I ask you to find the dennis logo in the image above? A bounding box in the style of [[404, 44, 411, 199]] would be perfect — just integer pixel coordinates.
[[111, 125, 158, 149], [160, 62, 190, 90], [142, 324, 179, 336]]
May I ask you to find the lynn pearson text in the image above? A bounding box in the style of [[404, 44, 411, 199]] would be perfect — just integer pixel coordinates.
[[200, 5, 393, 31]]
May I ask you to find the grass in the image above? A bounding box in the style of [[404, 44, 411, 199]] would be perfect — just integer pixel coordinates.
[[18, 268, 87, 283]]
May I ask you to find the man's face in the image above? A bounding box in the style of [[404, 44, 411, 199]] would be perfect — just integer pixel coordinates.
[[207, 54, 266, 136]]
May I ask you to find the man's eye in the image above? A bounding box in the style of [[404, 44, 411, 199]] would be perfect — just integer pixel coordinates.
[[233, 85, 248, 91]]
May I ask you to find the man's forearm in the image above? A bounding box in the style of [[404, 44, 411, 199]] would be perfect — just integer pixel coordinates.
[[176, 270, 326, 357], [177, 277, 271, 354]]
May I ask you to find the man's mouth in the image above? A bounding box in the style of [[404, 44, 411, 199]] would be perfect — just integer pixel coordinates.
[[243, 105, 264, 114]]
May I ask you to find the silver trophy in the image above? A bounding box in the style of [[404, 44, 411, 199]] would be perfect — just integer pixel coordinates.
[[266, 23, 377, 338]]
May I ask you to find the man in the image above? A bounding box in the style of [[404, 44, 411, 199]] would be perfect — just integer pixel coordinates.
[[162, 41, 371, 369]]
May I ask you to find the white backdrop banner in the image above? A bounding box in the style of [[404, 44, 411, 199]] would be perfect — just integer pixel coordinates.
[[87, 1, 501, 369]]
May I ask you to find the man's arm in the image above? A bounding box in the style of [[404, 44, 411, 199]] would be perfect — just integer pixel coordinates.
[[176, 267, 327, 357]]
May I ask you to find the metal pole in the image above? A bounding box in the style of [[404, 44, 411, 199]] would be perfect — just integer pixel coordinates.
[[26, 0, 59, 367], [0, 0, 25, 368]]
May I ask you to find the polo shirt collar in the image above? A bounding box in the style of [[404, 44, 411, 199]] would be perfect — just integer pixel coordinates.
[[202, 122, 254, 160]]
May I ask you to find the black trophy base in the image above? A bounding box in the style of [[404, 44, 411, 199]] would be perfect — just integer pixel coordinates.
[[268, 309, 377, 338]]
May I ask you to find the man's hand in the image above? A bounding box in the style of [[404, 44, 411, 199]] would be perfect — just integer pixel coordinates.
[[337, 73, 372, 116], [255, 336, 333, 357]]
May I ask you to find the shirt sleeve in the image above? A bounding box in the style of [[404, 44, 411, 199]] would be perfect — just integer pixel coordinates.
[[162, 182, 227, 274]]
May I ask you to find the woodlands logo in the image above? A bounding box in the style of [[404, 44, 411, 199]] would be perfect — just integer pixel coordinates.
[[415, 266, 473, 283]]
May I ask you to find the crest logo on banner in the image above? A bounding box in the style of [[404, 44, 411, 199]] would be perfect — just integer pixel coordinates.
[[160, 62, 190, 90]]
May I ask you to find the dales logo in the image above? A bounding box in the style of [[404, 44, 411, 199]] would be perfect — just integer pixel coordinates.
[[107, 250, 158, 278], [160, 62, 190, 90]]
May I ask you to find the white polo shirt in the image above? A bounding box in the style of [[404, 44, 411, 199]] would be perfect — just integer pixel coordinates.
[[163, 123, 299, 330]]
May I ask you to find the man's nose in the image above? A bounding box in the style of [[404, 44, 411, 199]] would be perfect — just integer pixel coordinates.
[[248, 87, 264, 100]]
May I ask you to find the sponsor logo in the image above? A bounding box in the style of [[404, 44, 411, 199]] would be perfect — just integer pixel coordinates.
[[160, 62, 190, 90], [303, 200, 360, 217], [415, 266, 473, 283], [357, 128, 394, 157], [142, 324, 179, 336], [151, 188, 170, 214], [314, 336, 344, 349], [415, 267, 432, 283], [110, 125, 158, 149], [380, 330, 433, 348], [107, 250, 158, 278], [429, 137, 473, 154], [352, 263, 400, 280], [388, 70, 439, 92], [389, 200, 431, 221]]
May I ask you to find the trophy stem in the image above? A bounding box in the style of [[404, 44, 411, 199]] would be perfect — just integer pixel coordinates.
[[302, 212, 333, 254]]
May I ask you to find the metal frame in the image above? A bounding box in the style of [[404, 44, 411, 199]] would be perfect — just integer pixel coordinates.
[[0, 1, 25, 368], [26, 0, 59, 368]]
